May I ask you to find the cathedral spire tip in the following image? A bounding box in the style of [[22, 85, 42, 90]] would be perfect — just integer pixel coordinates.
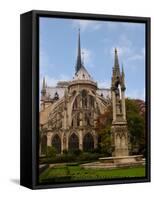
[[75, 29, 83, 73], [114, 47, 120, 70], [122, 64, 125, 76], [42, 77, 46, 89]]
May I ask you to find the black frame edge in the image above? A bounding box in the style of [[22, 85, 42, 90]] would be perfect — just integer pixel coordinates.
[[145, 17, 151, 182], [20, 11, 33, 189], [32, 9, 150, 22]]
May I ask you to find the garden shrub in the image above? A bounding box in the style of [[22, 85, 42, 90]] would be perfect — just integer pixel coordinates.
[[40, 151, 101, 164]]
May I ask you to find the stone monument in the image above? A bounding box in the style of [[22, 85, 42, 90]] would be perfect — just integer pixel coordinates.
[[98, 49, 144, 166], [83, 49, 144, 169], [111, 48, 129, 158]]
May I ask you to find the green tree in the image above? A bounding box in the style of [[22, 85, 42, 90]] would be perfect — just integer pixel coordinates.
[[95, 105, 112, 156], [46, 146, 57, 158], [126, 99, 145, 155], [96, 99, 145, 156]]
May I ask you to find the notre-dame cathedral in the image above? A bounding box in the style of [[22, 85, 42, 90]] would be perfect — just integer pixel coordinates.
[[39, 30, 129, 157]]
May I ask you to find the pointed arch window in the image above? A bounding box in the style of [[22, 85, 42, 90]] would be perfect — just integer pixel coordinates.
[[73, 97, 78, 110], [68, 133, 79, 151], [89, 95, 94, 107], [77, 113, 80, 126], [116, 134, 121, 147], [52, 134, 61, 154], [83, 133, 94, 151], [85, 113, 90, 126], [121, 135, 126, 147], [81, 90, 88, 108]]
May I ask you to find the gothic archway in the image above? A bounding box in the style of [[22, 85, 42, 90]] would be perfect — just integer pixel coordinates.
[[81, 90, 88, 108], [116, 134, 121, 147], [83, 133, 94, 151], [68, 133, 79, 151], [41, 135, 47, 155], [51, 134, 61, 153], [121, 135, 126, 147], [89, 95, 94, 108], [73, 97, 78, 110]]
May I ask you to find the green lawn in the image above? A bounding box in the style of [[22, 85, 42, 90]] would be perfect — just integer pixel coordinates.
[[39, 164, 145, 183]]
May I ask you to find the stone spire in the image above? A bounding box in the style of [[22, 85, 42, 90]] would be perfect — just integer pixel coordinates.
[[122, 64, 125, 77], [73, 29, 94, 82], [121, 64, 126, 90], [75, 28, 83, 73], [43, 77, 46, 89], [41, 77, 46, 97], [113, 48, 120, 76]]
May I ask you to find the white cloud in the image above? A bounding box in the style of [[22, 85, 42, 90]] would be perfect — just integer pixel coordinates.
[[98, 80, 111, 88], [109, 35, 145, 67], [105, 21, 119, 30], [40, 49, 54, 72], [121, 22, 145, 30], [40, 74, 70, 87], [81, 48, 92, 65], [72, 20, 145, 33], [127, 47, 145, 62], [109, 37, 131, 65], [128, 54, 143, 61], [72, 20, 102, 32], [59, 74, 70, 81], [110, 35, 132, 58], [40, 76, 57, 88], [110, 46, 131, 58], [120, 35, 132, 47]]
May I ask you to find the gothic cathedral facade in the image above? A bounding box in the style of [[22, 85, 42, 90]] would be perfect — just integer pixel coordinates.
[[39, 30, 129, 157]]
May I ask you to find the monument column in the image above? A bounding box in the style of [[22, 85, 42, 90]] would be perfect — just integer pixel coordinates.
[[111, 49, 129, 157], [47, 132, 52, 147], [79, 130, 83, 150]]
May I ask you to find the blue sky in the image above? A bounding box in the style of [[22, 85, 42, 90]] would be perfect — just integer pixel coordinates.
[[39, 17, 145, 100]]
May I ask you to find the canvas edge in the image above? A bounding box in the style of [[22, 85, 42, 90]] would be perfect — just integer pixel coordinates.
[[20, 10, 151, 190]]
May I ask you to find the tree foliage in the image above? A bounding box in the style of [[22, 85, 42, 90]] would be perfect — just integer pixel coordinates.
[[46, 146, 57, 158], [95, 105, 112, 157], [96, 99, 145, 156], [125, 99, 145, 155]]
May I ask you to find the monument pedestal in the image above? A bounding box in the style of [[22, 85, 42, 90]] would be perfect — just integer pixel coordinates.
[[99, 155, 144, 165], [81, 155, 145, 169]]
